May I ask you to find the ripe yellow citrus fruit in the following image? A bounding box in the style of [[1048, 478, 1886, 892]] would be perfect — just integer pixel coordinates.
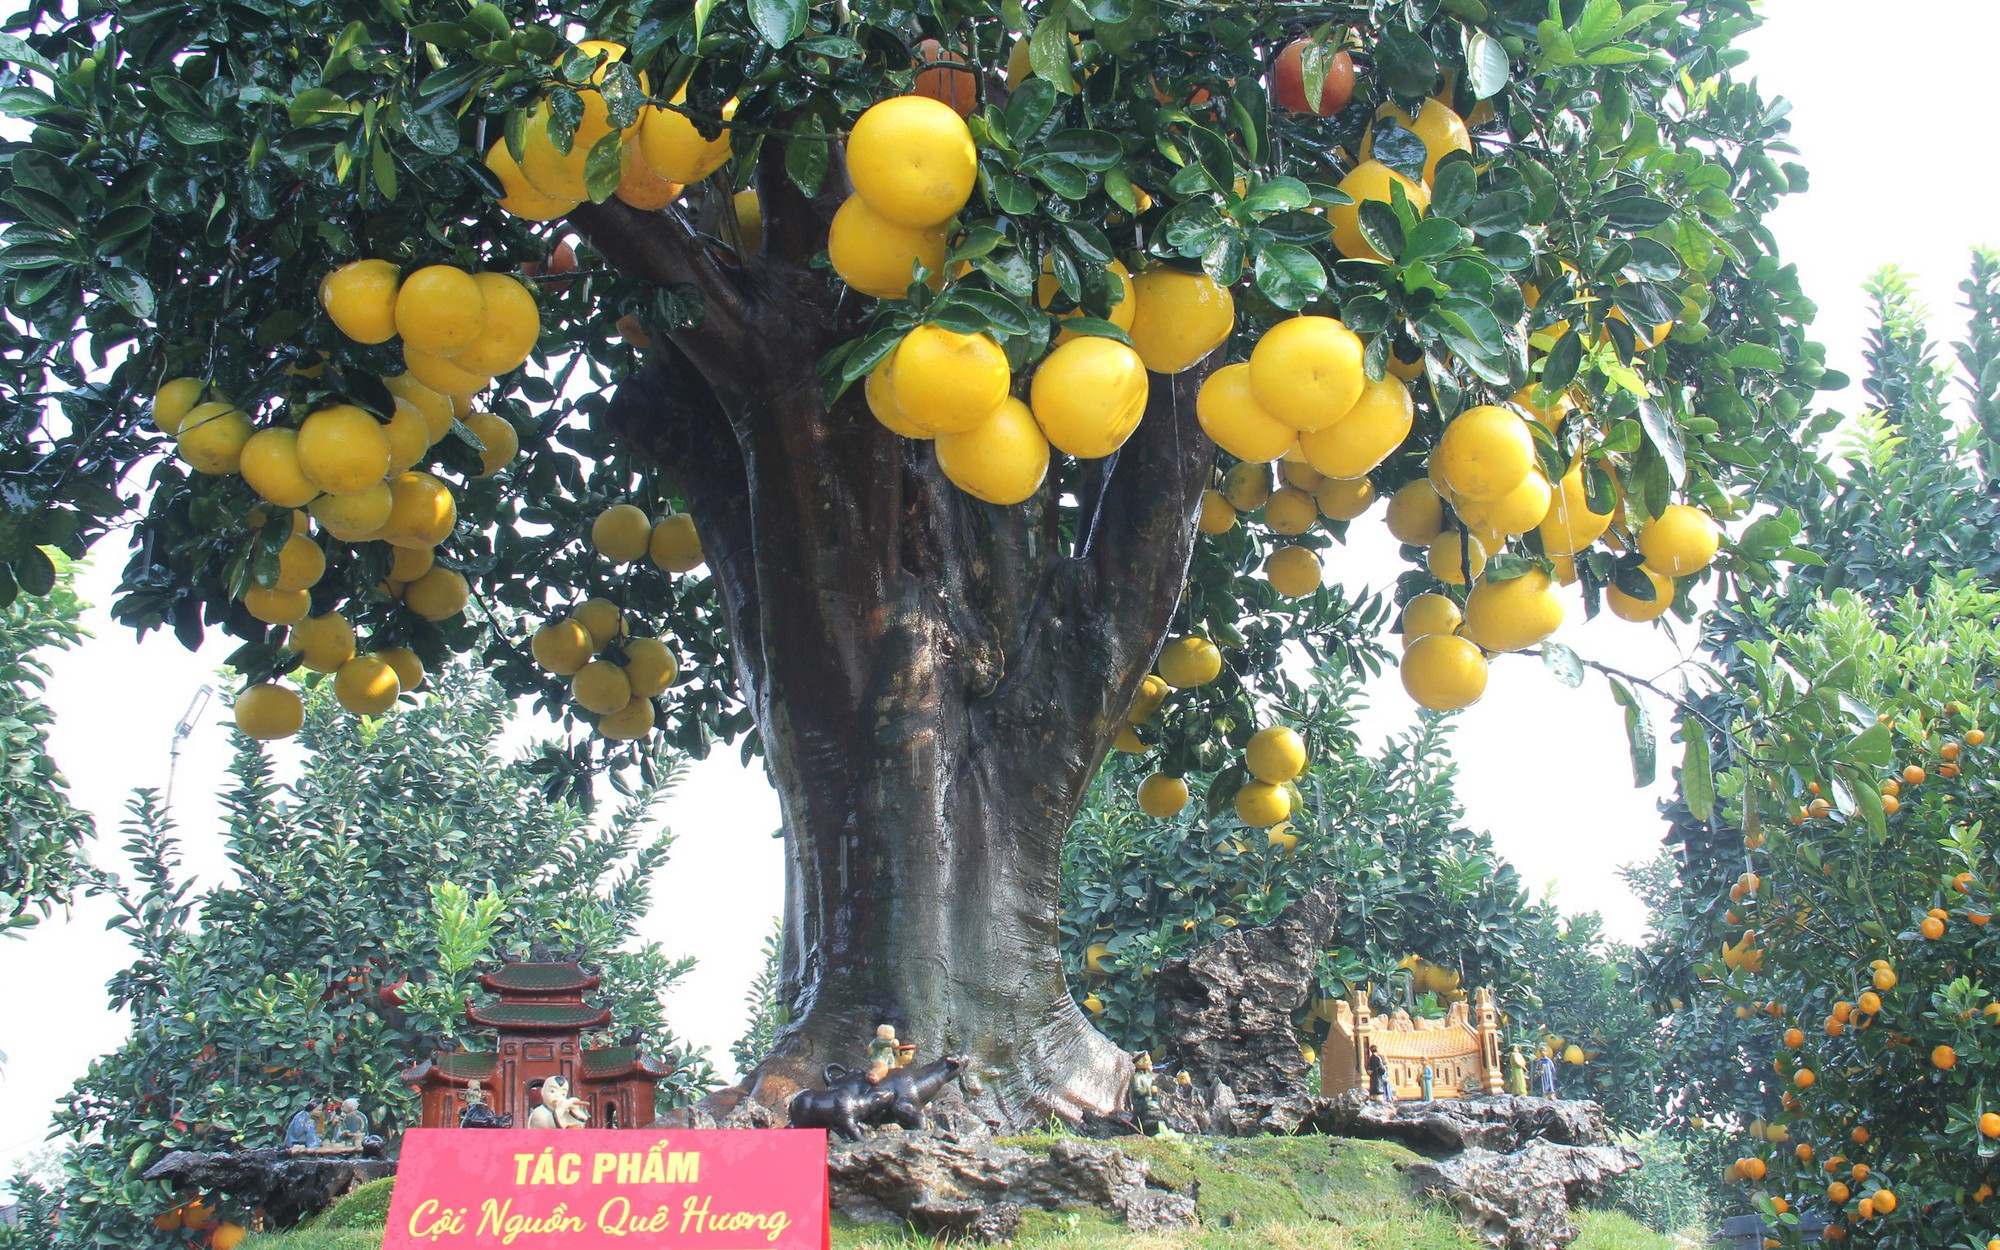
[[1264, 487, 1317, 535], [893, 324, 1011, 435], [462, 411, 520, 477], [1638, 503, 1721, 576], [239, 428, 319, 507], [1563, 1043, 1585, 1066], [1540, 465, 1616, 555], [1037, 259, 1138, 343], [175, 403, 253, 475], [638, 90, 734, 184], [598, 693, 655, 740], [1362, 101, 1472, 185], [1509, 385, 1573, 430], [1315, 477, 1374, 522], [1435, 405, 1534, 501], [846, 95, 978, 228], [1280, 459, 1323, 491], [936, 398, 1050, 504], [309, 482, 392, 542], [1330, 160, 1429, 262], [1401, 593, 1462, 644], [381, 472, 456, 549], [533, 619, 596, 675], [1234, 780, 1292, 827], [273, 534, 325, 592], [1126, 267, 1235, 374], [485, 138, 580, 221], [865, 353, 933, 438], [1462, 570, 1565, 652], [234, 684, 303, 740], [574, 598, 625, 649], [622, 637, 679, 698], [731, 187, 764, 254], [1607, 567, 1674, 622], [319, 259, 401, 344], [1128, 674, 1170, 723], [1246, 727, 1307, 783], [450, 273, 540, 376], [1248, 316, 1366, 433], [1198, 489, 1238, 534], [1427, 531, 1488, 585], [1138, 773, 1189, 818], [211, 1222, 249, 1250], [1113, 725, 1146, 753], [1267, 546, 1321, 597], [572, 659, 633, 715], [297, 405, 391, 496], [382, 401, 432, 473], [1030, 337, 1149, 458], [1401, 633, 1489, 711], [1385, 480, 1446, 546], [649, 514, 704, 573], [334, 655, 400, 715], [403, 566, 469, 621], [1197, 362, 1295, 463], [287, 613, 356, 672], [592, 504, 654, 562], [1158, 635, 1223, 688], [1298, 376, 1413, 479], [1268, 825, 1300, 854], [378, 646, 424, 693], [394, 265, 485, 359], [1222, 462, 1271, 512], [614, 135, 684, 210], [1455, 471, 1551, 537], [152, 377, 210, 434], [521, 91, 617, 202], [383, 373, 457, 443]]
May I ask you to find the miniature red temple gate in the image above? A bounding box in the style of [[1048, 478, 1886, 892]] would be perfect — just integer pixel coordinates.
[[402, 959, 672, 1130], [1319, 986, 1505, 1099]]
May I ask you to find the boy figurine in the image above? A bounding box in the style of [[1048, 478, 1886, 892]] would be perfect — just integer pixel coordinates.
[[1129, 1053, 1159, 1135], [866, 1024, 901, 1082]]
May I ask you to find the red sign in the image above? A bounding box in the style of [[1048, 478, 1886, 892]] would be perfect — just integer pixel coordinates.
[[382, 1128, 830, 1249]]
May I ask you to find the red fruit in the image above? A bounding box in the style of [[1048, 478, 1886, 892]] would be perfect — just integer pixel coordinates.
[[913, 39, 978, 116], [1273, 41, 1355, 116], [522, 239, 577, 295], [379, 977, 409, 1008]]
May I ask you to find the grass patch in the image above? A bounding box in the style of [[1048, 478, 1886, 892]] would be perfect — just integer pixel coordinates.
[[1569, 1208, 1689, 1250]]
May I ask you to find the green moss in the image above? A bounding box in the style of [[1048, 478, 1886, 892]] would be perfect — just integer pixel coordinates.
[[313, 1177, 396, 1229], [246, 1230, 382, 1250], [1570, 1208, 1686, 1250]]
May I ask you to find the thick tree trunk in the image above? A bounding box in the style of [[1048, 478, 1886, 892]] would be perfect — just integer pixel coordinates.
[[573, 169, 1213, 1127]]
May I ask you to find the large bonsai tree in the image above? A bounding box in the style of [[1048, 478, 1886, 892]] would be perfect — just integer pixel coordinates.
[[0, 0, 1829, 1124]]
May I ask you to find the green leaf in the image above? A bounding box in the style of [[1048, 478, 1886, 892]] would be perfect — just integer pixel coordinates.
[[583, 132, 623, 204], [1541, 641, 1585, 688], [1847, 721, 1893, 769], [1252, 243, 1326, 310], [12, 545, 53, 596], [785, 113, 830, 197], [1681, 714, 1714, 821], [1238, 178, 1311, 216], [1029, 11, 1078, 95], [1400, 217, 1466, 262], [1006, 77, 1057, 147], [1725, 343, 1786, 372], [164, 115, 232, 146], [1375, 28, 1439, 98], [0, 34, 58, 79], [99, 267, 155, 318], [1040, 129, 1122, 170], [1542, 329, 1583, 391], [1637, 398, 1686, 486], [940, 289, 1033, 336], [1464, 30, 1511, 99], [1429, 156, 1477, 221], [1607, 675, 1657, 787], [1058, 317, 1133, 347]]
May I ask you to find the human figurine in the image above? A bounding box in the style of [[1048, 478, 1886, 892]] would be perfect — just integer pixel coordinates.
[[284, 1100, 325, 1151], [459, 1080, 512, 1129], [1536, 1051, 1559, 1098], [1421, 1062, 1434, 1101], [1365, 1050, 1390, 1101], [1507, 1048, 1529, 1097], [1129, 1053, 1159, 1135], [865, 1024, 901, 1082], [1175, 1070, 1192, 1088], [527, 1075, 591, 1129], [335, 1098, 370, 1147]]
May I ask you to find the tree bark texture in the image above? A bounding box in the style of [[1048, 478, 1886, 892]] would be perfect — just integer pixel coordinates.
[[570, 162, 1216, 1127]]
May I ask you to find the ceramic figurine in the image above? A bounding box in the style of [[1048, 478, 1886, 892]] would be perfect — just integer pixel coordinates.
[[1507, 1048, 1529, 1097], [1421, 1062, 1435, 1101], [1129, 1053, 1158, 1135], [865, 1024, 901, 1082], [334, 1098, 370, 1148], [790, 1053, 971, 1139], [459, 1080, 513, 1129], [284, 1101, 327, 1151], [526, 1075, 590, 1129]]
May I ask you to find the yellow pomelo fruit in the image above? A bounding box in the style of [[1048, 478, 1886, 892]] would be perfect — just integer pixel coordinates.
[[1608, 567, 1675, 622], [864, 352, 933, 439], [243, 586, 310, 625], [1006, 38, 1033, 88], [389, 545, 434, 583], [1462, 570, 1566, 652], [649, 514, 705, 573], [1280, 459, 1323, 491], [1128, 673, 1169, 724], [1383, 338, 1426, 380], [1234, 780, 1291, 827], [175, 403, 253, 475], [378, 646, 425, 693], [592, 504, 654, 562], [937, 398, 1049, 505], [274, 534, 326, 592], [1509, 385, 1573, 430], [1198, 489, 1237, 534], [733, 187, 764, 254], [1549, 552, 1578, 585], [828, 195, 947, 299], [1030, 337, 1148, 458], [572, 659, 633, 715], [533, 619, 595, 675], [1400, 592, 1462, 644], [598, 694, 656, 740], [846, 95, 978, 228], [1604, 306, 1673, 349], [1037, 258, 1138, 343], [622, 637, 679, 698], [1455, 471, 1551, 537], [1266, 545, 1321, 597], [239, 428, 319, 507], [1249, 316, 1366, 433], [614, 135, 684, 211], [234, 684, 303, 740], [334, 655, 400, 715], [454, 273, 541, 375], [1158, 635, 1223, 688], [1434, 405, 1534, 502], [382, 401, 432, 475], [152, 377, 209, 435], [1126, 268, 1235, 374], [403, 566, 469, 621], [1264, 487, 1317, 535], [309, 482, 392, 542], [1298, 376, 1413, 479], [575, 597, 625, 649], [394, 265, 485, 359], [1638, 504, 1721, 576], [1330, 160, 1429, 262], [1539, 466, 1616, 555], [1400, 633, 1489, 711], [1246, 726, 1307, 784], [383, 373, 457, 443], [637, 90, 734, 184], [297, 405, 391, 496], [1222, 461, 1272, 512], [1138, 773, 1189, 818], [521, 91, 617, 202], [1196, 362, 1295, 463], [484, 139, 580, 221], [404, 347, 490, 400], [1362, 101, 1472, 185], [381, 472, 456, 549], [287, 613, 356, 673], [458, 411, 518, 477], [1315, 476, 1376, 522], [1385, 480, 1446, 545], [319, 259, 401, 344], [1427, 531, 1488, 585], [1113, 725, 1146, 753], [893, 324, 1010, 435]]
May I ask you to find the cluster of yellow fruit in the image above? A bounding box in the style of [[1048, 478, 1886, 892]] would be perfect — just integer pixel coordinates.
[[589, 503, 706, 573], [1328, 100, 1473, 263], [317, 256, 543, 406], [1230, 726, 1309, 827], [530, 599, 680, 741]]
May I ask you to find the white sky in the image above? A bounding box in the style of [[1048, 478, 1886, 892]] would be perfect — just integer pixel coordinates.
[[4, 0, 1998, 1178]]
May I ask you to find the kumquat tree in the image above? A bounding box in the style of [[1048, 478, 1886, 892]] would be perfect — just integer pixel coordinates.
[[0, 0, 1832, 1124]]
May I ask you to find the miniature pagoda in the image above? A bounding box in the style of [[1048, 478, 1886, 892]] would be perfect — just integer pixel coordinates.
[[402, 957, 673, 1130]]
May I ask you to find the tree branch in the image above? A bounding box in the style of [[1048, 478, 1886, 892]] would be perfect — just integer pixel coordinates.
[[569, 197, 751, 348], [753, 120, 844, 274]]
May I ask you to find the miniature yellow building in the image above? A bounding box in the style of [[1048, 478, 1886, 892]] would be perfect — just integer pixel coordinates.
[[1320, 986, 1505, 1100]]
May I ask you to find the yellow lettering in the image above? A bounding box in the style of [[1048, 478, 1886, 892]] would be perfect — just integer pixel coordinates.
[[530, 1151, 558, 1186], [617, 1152, 641, 1185], [478, 1197, 512, 1237], [663, 1151, 700, 1183], [641, 1151, 666, 1185], [513, 1154, 533, 1185], [557, 1153, 582, 1185], [592, 1152, 618, 1184], [680, 1194, 710, 1235]]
